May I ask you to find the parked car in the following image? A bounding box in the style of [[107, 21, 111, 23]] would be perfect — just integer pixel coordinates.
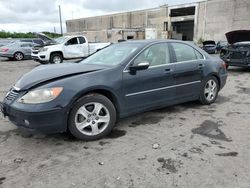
[[31, 33, 110, 64], [216, 41, 228, 53], [19, 38, 45, 46], [1, 40, 228, 140], [220, 30, 250, 69], [0, 42, 36, 61], [202, 40, 217, 54]]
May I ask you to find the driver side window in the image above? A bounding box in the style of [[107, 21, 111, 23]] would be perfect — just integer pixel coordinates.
[[134, 43, 170, 67], [65, 37, 78, 46]]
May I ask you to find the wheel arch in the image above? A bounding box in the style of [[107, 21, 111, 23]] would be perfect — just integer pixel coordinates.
[[67, 87, 121, 119], [50, 51, 64, 59]]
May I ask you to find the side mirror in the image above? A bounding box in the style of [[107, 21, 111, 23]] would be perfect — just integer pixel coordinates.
[[129, 62, 150, 73]]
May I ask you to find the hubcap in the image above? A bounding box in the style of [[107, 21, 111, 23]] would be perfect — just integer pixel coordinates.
[[204, 79, 217, 101], [74, 102, 110, 136], [15, 53, 23, 60], [53, 56, 61, 64]]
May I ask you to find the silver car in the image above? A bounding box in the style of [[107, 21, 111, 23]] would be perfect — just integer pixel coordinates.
[[0, 42, 35, 61]]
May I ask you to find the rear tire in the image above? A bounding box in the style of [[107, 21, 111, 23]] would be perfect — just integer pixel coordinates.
[[199, 76, 219, 105], [50, 53, 63, 64], [14, 52, 24, 61], [68, 94, 116, 140]]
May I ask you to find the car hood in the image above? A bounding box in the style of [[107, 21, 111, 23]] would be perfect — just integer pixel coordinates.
[[226, 30, 250, 44], [14, 63, 108, 90], [203, 41, 216, 46]]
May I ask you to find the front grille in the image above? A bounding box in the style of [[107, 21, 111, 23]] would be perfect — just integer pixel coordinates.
[[6, 89, 19, 101]]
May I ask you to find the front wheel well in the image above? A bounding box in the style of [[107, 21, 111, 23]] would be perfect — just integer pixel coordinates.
[[85, 90, 120, 116], [69, 89, 120, 118], [50, 51, 64, 59]]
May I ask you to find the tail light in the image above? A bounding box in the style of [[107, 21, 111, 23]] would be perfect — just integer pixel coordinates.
[[222, 62, 227, 70], [1, 48, 9, 52]]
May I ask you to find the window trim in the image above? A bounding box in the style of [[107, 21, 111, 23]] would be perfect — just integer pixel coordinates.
[[123, 42, 173, 72], [169, 42, 206, 63]]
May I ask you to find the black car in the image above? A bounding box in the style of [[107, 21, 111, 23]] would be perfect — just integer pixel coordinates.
[[216, 41, 228, 53], [0, 40, 228, 140], [220, 30, 250, 69], [202, 40, 217, 54]]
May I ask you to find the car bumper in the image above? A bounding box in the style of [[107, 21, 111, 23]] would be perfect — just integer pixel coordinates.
[[224, 58, 250, 68], [0, 53, 13, 58], [0, 101, 67, 133], [220, 74, 227, 90], [31, 52, 50, 62]]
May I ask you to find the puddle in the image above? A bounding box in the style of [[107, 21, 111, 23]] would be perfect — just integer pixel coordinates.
[[129, 115, 163, 127], [107, 129, 126, 139], [157, 158, 183, 173], [215, 152, 238, 157], [191, 120, 231, 142]]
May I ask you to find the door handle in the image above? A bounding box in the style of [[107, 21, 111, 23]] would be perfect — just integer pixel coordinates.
[[164, 68, 173, 74], [198, 64, 205, 69]]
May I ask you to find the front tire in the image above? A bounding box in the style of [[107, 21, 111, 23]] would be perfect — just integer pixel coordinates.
[[50, 53, 63, 64], [14, 52, 24, 61], [199, 76, 219, 105], [68, 94, 116, 140]]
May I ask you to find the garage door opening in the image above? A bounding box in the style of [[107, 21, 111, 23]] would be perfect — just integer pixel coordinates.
[[169, 6, 195, 41], [172, 21, 194, 41]]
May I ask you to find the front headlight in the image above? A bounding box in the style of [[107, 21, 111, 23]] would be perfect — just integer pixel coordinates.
[[17, 87, 63, 104], [40, 47, 48, 52]]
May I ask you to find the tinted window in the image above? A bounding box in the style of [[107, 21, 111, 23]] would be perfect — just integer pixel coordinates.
[[171, 43, 203, 62], [20, 44, 31, 47], [20, 39, 32, 43], [134, 43, 170, 67], [66, 37, 78, 45], [78, 37, 86, 44], [33, 39, 44, 45]]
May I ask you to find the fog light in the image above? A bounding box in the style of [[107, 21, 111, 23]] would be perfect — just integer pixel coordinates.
[[24, 119, 30, 126]]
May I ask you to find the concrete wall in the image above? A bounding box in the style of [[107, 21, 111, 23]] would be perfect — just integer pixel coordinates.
[[66, 6, 168, 42], [196, 0, 250, 42], [66, 0, 250, 43]]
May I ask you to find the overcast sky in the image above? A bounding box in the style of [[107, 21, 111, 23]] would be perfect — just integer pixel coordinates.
[[0, 0, 200, 33]]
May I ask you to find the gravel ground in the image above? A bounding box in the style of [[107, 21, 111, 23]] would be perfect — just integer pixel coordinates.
[[0, 57, 250, 188]]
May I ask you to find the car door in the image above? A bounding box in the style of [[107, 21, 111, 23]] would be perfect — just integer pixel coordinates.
[[122, 43, 176, 113], [169, 42, 205, 100], [64, 37, 81, 58], [78, 37, 89, 57], [20, 43, 32, 57]]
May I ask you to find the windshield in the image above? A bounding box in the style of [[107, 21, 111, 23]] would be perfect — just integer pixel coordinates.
[[81, 43, 140, 66], [55, 37, 68, 44]]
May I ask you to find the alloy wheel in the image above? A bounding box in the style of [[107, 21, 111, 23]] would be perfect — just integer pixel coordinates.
[[204, 79, 217, 102], [74, 102, 110, 136], [15, 52, 23, 61]]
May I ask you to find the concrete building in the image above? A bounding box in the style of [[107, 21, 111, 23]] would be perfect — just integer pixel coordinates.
[[66, 0, 250, 43]]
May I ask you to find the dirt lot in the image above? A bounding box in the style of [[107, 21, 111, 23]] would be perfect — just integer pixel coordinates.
[[0, 57, 250, 188]]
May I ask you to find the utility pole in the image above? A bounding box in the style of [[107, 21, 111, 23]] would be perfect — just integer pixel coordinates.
[[58, 5, 63, 35]]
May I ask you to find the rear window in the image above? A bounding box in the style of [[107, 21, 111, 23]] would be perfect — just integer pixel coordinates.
[[171, 42, 204, 62]]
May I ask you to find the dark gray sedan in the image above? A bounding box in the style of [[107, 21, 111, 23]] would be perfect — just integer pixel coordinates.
[[1, 40, 228, 140], [0, 42, 34, 61]]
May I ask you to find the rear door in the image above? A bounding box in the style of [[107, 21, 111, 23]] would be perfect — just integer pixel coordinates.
[[122, 43, 176, 112], [64, 37, 81, 58], [78, 37, 88, 57], [20, 43, 32, 56], [169, 42, 205, 99]]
